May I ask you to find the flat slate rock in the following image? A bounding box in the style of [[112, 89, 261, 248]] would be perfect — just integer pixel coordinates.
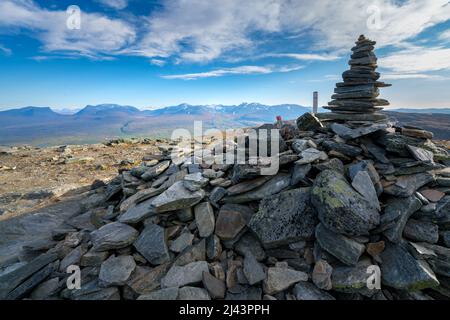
[[322, 141, 362, 157], [151, 181, 205, 213], [90, 222, 139, 252], [380, 242, 439, 291], [99, 255, 136, 287], [331, 259, 375, 296], [403, 219, 439, 244], [118, 197, 156, 224], [384, 172, 434, 197], [215, 204, 253, 240], [382, 195, 422, 243], [202, 272, 225, 299], [351, 170, 380, 211], [161, 261, 209, 288], [294, 282, 335, 300], [223, 173, 291, 203], [263, 267, 308, 295], [194, 202, 215, 238], [248, 188, 317, 248], [178, 286, 211, 300], [243, 252, 266, 285], [315, 224, 365, 266], [133, 223, 170, 265], [311, 170, 380, 236]]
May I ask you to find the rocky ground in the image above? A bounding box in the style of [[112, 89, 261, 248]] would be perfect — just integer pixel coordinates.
[[0, 138, 164, 219], [0, 115, 449, 300]]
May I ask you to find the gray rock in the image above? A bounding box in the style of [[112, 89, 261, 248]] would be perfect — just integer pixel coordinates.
[[322, 141, 362, 157], [290, 164, 311, 185], [249, 188, 317, 248], [225, 286, 262, 300], [138, 287, 179, 300], [312, 259, 333, 290], [0, 252, 58, 299], [202, 271, 225, 299], [351, 170, 380, 210], [315, 224, 365, 266], [441, 231, 450, 247], [404, 219, 439, 244], [243, 252, 266, 285], [234, 233, 266, 261], [313, 158, 344, 174], [91, 222, 138, 252], [331, 259, 375, 296], [384, 172, 434, 197], [296, 148, 328, 165], [141, 160, 170, 181], [296, 112, 323, 131], [209, 186, 227, 204], [183, 172, 209, 191], [206, 235, 222, 260], [99, 255, 136, 287], [331, 122, 388, 140], [215, 204, 253, 240], [380, 242, 439, 291], [170, 231, 194, 253], [294, 282, 335, 300], [174, 239, 206, 266], [194, 202, 215, 238], [178, 286, 211, 300], [127, 264, 171, 295], [311, 170, 380, 236], [133, 224, 170, 265], [161, 261, 209, 288], [5, 263, 55, 300], [30, 277, 60, 300], [263, 267, 308, 295], [67, 280, 120, 300], [152, 181, 205, 213], [81, 249, 109, 267], [119, 187, 164, 213], [227, 176, 271, 195], [407, 145, 435, 164], [223, 173, 291, 203], [59, 245, 87, 272], [382, 195, 422, 243], [118, 198, 156, 224], [291, 139, 316, 154]]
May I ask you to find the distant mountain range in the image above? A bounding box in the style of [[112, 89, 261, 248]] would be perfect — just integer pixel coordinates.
[[1, 103, 449, 146]]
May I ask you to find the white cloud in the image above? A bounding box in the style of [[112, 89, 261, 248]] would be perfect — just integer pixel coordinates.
[[439, 29, 450, 41], [150, 58, 166, 67], [380, 46, 450, 73], [0, 44, 12, 56], [96, 0, 128, 10], [134, 0, 450, 62], [382, 73, 449, 80], [162, 65, 302, 80], [0, 0, 135, 58], [266, 53, 340, 61], [0, 0, 449, 67]]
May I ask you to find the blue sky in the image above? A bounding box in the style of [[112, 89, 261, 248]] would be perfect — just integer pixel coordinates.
[[0, 0, 450, 111]]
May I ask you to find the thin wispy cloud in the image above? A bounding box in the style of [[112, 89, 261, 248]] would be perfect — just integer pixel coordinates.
[[96, 0, 128, 10], [380, 46, 450, 73], [265, 53, 341, 61], [0, 44, 12, 56], [162, 65, 303, 80]]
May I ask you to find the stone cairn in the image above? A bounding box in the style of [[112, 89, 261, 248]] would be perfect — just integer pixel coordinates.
[[318, 34, 391, 124], [1, 41, 450, 302]]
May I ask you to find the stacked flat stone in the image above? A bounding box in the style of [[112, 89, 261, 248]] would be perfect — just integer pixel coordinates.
[[321, 35, 391, 122]]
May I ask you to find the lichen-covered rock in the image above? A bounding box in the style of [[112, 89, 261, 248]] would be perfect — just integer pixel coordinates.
[[249, 188, 317, 248], [311, 170, 380, 236], [380, 242, 439, 291]]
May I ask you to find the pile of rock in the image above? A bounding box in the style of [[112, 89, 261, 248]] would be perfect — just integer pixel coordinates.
[[1, 114, 449, 300], [318, 35, 391, 123], [1, 37, 450, 301]]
